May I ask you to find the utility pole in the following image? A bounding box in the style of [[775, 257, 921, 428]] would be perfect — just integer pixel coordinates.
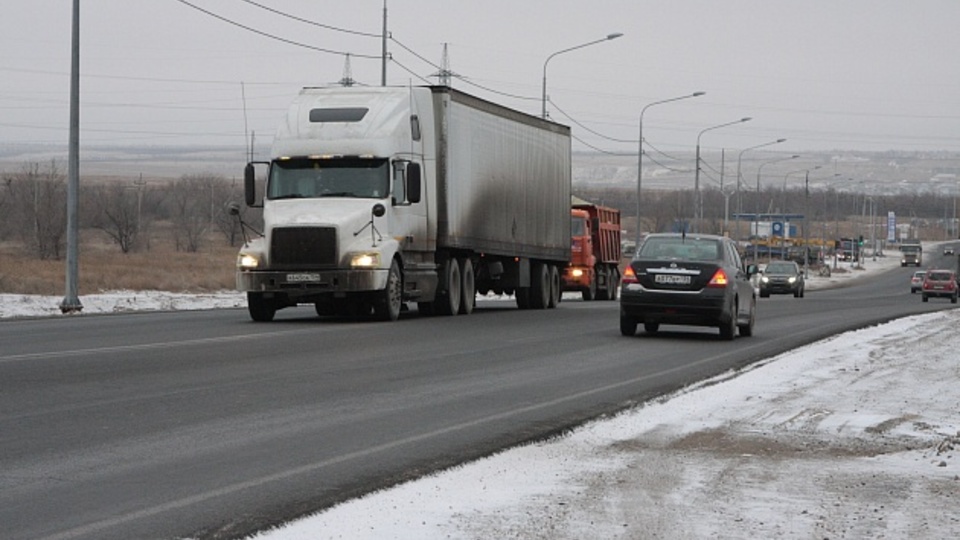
[[60, 0, 82, 314], [380, 0, 388, 86]]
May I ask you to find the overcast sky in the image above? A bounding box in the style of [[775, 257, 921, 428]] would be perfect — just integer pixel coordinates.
[[2, 0, 959, 160]]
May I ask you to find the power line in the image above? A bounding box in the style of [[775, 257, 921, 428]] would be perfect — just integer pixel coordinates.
[[172, 0, 379, 59], [238, 0, 381, 38]]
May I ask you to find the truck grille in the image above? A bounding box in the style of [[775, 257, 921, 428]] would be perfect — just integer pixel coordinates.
[[270, 227, 337, 269]]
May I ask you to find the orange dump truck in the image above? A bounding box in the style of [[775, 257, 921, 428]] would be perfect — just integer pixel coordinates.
[[563, 203, 622, 300]]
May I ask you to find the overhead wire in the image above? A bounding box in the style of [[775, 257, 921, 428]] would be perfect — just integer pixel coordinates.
[[172, 0, 380, 59], [238, 0, 381, 38]]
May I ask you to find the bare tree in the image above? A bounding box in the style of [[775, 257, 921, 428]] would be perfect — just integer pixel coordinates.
[[91, 182, 142, 253], [166, 174, 227, 252], [3, 161, 67, 259]]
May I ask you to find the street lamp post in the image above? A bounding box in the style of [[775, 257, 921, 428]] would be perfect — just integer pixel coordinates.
[[695, 117, 751, 232], [753, 154, 799, 259], [734, 138, 786, 241], [635, 91, 705, 245], [541, 33, 623, 119]]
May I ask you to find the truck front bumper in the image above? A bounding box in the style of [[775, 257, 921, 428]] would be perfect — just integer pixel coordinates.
[[237, 268, 388, 295]]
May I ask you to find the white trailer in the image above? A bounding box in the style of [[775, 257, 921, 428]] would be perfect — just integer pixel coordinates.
[[235, 86, 571, 321]]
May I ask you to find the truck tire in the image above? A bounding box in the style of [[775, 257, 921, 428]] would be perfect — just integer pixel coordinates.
[[530, 262, 550, 309], [437, 258, 461, 316], [596, 268, 610, 300], [247, 292, 276, 322], [458, 257, 475, 315], [607, 268, 619, 301], [548, 264, 561, 308], [373, 259, 403, 321], [515, 288, 531, 309], [582, 273, 597, 301]]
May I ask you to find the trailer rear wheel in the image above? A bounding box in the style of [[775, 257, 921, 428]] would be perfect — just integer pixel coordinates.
[[548, 264, 561, 308], [437, 258, 461, 316], [530, 262, 550, 309], [458, 257, 475, 315], [247, 292, 276, 322]]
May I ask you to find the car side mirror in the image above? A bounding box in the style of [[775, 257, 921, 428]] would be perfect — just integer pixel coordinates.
[[746, 264, 759, 276]]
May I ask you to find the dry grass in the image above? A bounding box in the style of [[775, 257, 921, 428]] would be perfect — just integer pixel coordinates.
[[0, 230, 237, 295]]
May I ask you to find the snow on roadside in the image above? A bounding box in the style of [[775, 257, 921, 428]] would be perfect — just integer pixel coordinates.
[[253, 308, 960, 540]]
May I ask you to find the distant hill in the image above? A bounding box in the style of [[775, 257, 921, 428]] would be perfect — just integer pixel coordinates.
[[3, 144, 960, 196]]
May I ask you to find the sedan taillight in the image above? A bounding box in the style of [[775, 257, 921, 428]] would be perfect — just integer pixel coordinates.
[[622, 266, 638, 284], [707, 268, 728, 288]]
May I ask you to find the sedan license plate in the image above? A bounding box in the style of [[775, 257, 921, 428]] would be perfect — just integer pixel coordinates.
[[655, 274, 691, 285], [286, 273, 321, 283]]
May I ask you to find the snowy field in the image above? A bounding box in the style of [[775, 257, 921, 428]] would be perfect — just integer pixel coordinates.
[[4, 252, 959, 538]]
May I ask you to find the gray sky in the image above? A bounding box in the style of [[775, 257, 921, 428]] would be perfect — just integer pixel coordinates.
[[2, 0, 959, 160]]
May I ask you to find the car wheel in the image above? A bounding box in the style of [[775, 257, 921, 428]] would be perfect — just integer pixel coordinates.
[[760, 290, 769, 298], [620, 315, 637, 336], [922, 294, 929, 303], [953, 294, 958, 304], [719, 302, 737, 341], [643, 322, 660, 334], [738, 299, 755, 337]]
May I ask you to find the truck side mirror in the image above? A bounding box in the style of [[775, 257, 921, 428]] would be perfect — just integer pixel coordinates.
[[407, 162, 421, 203], [244, 163, 257, 207]]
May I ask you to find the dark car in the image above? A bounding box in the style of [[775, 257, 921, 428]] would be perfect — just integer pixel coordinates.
[[921, 269, 958, 303], [619, 233, 758, 340], [759, 260, 805, 298]]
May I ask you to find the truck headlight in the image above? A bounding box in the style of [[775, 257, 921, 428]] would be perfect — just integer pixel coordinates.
[[237, 253, 259, 269], [350, 252, 381, 268], [760, 276, 769, 283], [787, 276, 796, 283], [571, 268, 584, 278]]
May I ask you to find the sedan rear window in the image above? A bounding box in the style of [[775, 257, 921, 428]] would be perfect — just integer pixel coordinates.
[[927, 271, 953, 281], [639, 237, 721, 261]]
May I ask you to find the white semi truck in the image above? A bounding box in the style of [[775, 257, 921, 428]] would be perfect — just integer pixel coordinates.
[[235, 86, 571, 321]]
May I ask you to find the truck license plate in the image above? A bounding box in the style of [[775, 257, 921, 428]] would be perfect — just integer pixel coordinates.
[[655, 274, 691, 285], [286, 273, 322, 283]]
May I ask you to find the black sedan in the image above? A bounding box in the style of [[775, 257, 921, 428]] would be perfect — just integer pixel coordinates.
[[619, 233, 759, 340], [759, 260, 805, 298]]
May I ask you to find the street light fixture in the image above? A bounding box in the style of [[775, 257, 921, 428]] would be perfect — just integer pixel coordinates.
[[733, 138, 786, 239], [753, 154, 799, 248], [541, 33, 623, 119], [694, 117, 751, 232], [635, 91, 705, 245]]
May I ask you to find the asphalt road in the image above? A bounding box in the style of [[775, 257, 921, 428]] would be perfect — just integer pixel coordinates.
[[1, 259, 955, 540]]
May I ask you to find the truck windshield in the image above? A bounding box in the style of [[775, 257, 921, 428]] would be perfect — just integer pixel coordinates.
[[571, 217, 586, 237], [267, 158, 389, 200]]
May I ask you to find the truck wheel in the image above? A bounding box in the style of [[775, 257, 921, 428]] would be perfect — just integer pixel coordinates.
[[458, 257, 475, 315], [608, 269, 619, 301], [530, 262, 550, 309], [582, 274, 597, 301], [373, 259, 403, 321], [548, 264, 561, 308], [437, 258, 461, 316], [515, 288, 531, 309], [247, 292, 276, 322], [597, 268, 610, 300]]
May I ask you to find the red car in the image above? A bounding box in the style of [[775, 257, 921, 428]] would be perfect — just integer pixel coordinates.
[[921, 270, 958, 303]]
